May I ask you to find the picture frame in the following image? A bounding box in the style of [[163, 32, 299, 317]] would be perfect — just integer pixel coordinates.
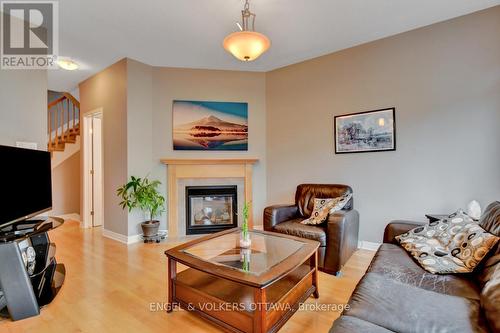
[[334, 107, 396, 154], [172, 100, 248, 151]]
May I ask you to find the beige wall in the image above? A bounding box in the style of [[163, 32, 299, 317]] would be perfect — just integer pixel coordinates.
[[79, 59, 128, 235], [78, 6, 499, 240], [126, 59, 153, 235], [151, 67, 267, 230], [266, 7, 500, 243], [0, 69, 47, 149], [79, 60, 267, 236], [51, 152, 80, 215]]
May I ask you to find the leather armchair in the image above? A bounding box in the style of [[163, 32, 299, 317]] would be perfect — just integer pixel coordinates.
[[264, 184, 359, 275]]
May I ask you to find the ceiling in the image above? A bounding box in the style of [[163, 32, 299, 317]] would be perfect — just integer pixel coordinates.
[[50, 0, 500, 92]]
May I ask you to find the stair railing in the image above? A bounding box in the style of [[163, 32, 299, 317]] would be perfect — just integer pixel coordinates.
[[47, 92, 80, 152]]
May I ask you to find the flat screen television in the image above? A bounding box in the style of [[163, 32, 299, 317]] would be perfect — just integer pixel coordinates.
[[0, 145, 52, 229]]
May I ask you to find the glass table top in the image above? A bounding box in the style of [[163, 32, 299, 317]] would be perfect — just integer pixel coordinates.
[[182, 230, 306, 275]]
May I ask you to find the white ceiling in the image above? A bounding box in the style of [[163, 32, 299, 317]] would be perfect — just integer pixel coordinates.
[[49, 0, 500, 92]]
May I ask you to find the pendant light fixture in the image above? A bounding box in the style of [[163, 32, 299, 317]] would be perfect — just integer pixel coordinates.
[[223, 0, 271, 62], [57, 58, 79, 71]]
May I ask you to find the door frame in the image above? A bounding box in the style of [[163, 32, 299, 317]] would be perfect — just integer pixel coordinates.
[[82, 108, 104, 229]]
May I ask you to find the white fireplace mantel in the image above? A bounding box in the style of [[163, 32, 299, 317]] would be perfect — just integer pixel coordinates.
[[161, 158, 258, 237]]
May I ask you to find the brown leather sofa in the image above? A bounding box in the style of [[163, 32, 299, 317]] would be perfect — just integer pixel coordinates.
[[330, 201, 500, 333], [264, 184, 359, 275]]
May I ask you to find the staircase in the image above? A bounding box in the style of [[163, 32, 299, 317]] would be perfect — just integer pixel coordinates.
[[48, 92, 80, 153]]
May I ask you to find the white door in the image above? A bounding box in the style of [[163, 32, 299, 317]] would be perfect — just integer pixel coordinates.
[[92, 116, 103, 227], [83, 110, 104, 228]]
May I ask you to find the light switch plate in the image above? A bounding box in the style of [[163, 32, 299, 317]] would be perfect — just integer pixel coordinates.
[[16, 142, 38, 150]]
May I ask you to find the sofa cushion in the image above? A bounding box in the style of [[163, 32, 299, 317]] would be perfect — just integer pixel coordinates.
[[329, 316, 393, 333], [368, 244, 481, 299], [346, 272, 489, 333], [476, 247, 500, 288], [475, 202, 500, 288], [478, 201, 500, 237], [481, 263, 500, 332], [273, 218, 326, 246], [396, 211, 499, 274]]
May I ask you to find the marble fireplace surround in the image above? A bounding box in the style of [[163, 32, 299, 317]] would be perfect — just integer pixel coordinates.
[[160, 158, 258, 237]]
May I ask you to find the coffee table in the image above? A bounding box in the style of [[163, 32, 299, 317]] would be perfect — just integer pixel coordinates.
[[165, 228, 320, 333]]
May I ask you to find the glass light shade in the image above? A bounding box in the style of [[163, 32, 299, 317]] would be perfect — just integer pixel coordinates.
[[223, 31, 270, 61], [57, 58, 79, 70]]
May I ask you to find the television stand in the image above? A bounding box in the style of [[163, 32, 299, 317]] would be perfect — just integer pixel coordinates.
[[0, 217, 65, 321]]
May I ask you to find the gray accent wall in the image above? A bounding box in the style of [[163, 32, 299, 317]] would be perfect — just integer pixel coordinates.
[[0, 14, 47, 150], [266, 7, 500, 243], [0, 70, 47, 149]]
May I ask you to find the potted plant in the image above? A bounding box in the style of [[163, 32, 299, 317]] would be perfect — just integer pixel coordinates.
[[117, 176, 165, 237], [239, 201, 251, 248]]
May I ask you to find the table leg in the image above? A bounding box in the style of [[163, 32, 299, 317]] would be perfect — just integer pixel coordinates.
[[167, 258, 177, 313], [311, 251, 319, 298], [253, 287, 267, 333]]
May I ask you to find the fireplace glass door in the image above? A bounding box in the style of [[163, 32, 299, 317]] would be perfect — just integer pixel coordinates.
[[186, 186, 237, 235]]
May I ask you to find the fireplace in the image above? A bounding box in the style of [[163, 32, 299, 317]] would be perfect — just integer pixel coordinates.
[[185, 186, 238, 235]]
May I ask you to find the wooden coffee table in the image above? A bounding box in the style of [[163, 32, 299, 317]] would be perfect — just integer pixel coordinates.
[[165, 228, 320, 333]]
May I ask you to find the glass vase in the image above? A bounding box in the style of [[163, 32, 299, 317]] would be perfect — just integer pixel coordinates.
[[239, 230, 251, 248]]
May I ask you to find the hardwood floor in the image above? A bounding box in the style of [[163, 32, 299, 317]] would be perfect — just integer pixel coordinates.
[[0, 220, 375, 333]]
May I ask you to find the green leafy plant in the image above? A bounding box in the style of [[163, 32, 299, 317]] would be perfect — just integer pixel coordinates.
[[242, 250, 250, 272], [242, 201, 250, 239], [116, 176, 165, 222]]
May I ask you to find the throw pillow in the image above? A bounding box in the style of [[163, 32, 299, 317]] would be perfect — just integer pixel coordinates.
[[329, 193, 353, 214], [396, 211, 499, 274], [301, 193, 352, 225]]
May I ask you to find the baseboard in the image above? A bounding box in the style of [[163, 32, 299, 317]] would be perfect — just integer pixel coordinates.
[[358, 241, 381, 251], [102, 229, 168, 245], [102, 229, 129, 244], [56, 213, 81, 222], [126, 234, 143, 244]]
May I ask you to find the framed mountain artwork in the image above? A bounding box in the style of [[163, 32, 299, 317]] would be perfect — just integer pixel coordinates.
[[334, 107, 396, 154], [172, 100, 248, 151]]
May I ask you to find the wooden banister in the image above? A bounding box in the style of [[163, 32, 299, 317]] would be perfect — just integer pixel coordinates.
[[47, 95, 65, 109], [62, 92, 80, 108], [47, 92, 80, 153]]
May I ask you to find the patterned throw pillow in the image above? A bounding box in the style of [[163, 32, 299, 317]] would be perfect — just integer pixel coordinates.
[[329, 193, 352, 214], [301, 193, 352, 225], [396, 211, 499, 274]]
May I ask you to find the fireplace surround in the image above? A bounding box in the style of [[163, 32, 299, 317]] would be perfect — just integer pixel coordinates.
[[185, 186, 238, 235], [161, 158, 258, 237]]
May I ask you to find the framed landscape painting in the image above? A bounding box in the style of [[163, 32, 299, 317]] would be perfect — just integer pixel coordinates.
[[334, 107, 396, 154], [173, 100, 248, 151]]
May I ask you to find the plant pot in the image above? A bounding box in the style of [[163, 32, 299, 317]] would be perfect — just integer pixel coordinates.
[[141, 220, 160, 237]]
